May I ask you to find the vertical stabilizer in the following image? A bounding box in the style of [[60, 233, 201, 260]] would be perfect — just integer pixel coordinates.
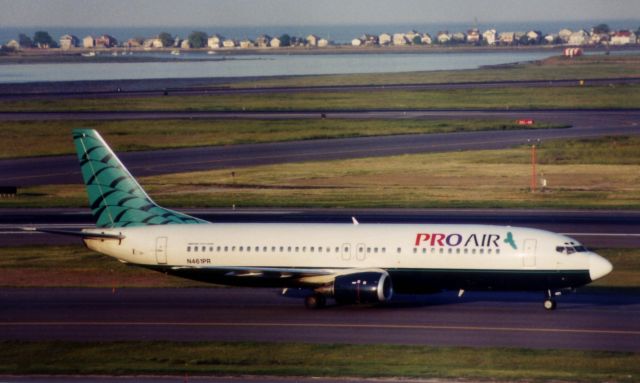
[[73, 129, 208, 228]]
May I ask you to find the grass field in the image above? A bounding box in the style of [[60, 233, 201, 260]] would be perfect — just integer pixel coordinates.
[[5, 136, 639, 210], [229, 54, 640, 88], [1, 84, 639, 112], [0, 118, 565, 159], [1, 341, 638, 381], [0, 245, 637, 288]]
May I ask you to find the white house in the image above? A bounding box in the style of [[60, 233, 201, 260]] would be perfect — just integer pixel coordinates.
[[568, 30, 588, 45], [436, 31, 451, 44], [239, 39, 254, 48], [6, 39, 20, 49], [306, 34, 319, 47], [82, 35, 95, 48], [482, 29, 497, 45], [420, 33, 432, 45], [59, 34, 79, 50], [378, 33, 392, 46], [270, 37, 281, 48], [610, 30, 636, 45], [318, 38, 330, 47], [255, 35, 271, 48], [558, 29, 573, 43], [393, 33, 408, 45], [351, 38, 363, 47], [498, 32, 515, 45], [467, 29, 481, 44], [208, 35, 223, 48]]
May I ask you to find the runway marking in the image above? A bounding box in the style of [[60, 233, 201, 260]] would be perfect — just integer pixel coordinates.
[[2, 321, 639, 336]]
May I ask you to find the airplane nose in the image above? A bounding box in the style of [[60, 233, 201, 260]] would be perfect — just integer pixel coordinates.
[[589, 253, 613, 281]]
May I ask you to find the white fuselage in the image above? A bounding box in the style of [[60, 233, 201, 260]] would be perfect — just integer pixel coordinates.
[[84, 223, 610, 292]]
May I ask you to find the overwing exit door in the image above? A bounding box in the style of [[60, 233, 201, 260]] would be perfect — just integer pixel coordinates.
[[522, 239, 536, 267]]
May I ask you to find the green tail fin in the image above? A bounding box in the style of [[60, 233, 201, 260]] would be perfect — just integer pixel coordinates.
[[73, 129, 208, 228]]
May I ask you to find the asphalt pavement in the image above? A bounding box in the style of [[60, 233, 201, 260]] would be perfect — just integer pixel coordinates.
[[1, 110, 639, 186], [1, 287, 638, 352]]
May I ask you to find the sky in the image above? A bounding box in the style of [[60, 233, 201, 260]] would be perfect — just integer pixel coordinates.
[[0, 0, 638, 27]]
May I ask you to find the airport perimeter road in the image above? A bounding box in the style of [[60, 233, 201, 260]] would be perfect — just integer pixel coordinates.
[[2, 208, 639, 248], [1, 110, 639, 186], [1, 288, 638, 352], [1, 77, 639, 100]]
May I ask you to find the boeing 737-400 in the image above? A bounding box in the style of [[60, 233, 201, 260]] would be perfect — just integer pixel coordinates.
[[30, 129, 613, 309]]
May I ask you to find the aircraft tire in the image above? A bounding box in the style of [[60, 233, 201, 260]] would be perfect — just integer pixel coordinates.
[[305, 294, 326, 309], [543, 299, 557, 311]]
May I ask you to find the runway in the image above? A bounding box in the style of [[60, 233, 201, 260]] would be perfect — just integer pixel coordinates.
[[2, 208, 639, 248], [1, 110, 639, 186], [1, 287, 638, 352]]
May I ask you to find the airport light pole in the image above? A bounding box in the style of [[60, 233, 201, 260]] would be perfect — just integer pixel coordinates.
[[531, 143, 537, 192]]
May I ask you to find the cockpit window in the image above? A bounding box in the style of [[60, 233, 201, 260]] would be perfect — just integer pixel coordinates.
[[556, 245, 588, 254]]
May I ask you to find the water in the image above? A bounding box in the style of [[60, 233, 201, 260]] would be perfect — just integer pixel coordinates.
[[0, 51, 562, 83]]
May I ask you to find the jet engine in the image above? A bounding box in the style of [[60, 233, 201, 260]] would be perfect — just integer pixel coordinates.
[[333, 271, 393, 304]]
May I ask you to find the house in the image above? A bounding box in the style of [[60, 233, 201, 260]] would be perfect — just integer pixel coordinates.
[[351, 38, 363, 47], [405, 30, 420, 43], [239, 39, 254, 48], [222, 39, 236, 48], [6, 39, 20, 49], [451, 32, 467, 43], [378, 33, 392, 46], [270, 37, 281, 48], [482, 29, 497, 45], [611, 30, 636, 45], [436, 31, 451, 44], [568, 30, 588, 45], [180, 39, 191, 49], [498, 32, 515, 45], [143, 38, 163, 48], [208, 35, 223, 48], [543, 34, 558, 44], [360, 34, 378, 46], [525, 30, 541, 44], [558, 29, 572, 43], [59, 34, 79, 50], [306, 34, 319, 47], [317, 38, 330, 47], [589, 32, 609, 45], [125, 38, 143, 48], [393, 33, 408, 45], [420, 33, 432, 45], [95, 34, 116, 48], [82, 35, 95, 48], [467, 28, 481, 44], [514, 32, 526, 44], [255, 35, 271, 48]]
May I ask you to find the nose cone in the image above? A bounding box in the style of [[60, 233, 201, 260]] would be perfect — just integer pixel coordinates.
[[589, 253, 613, 281]]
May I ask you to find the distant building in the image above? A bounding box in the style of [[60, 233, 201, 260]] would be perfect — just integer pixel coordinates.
[[270, 37, 281, 48], [223, 39, 236, 48], [351, 38, 363, 47], [482, 29, 497, 45], [558, 28, 573, 43], [611, 30, 636, 45], [451, 32, 466, 43], [525, 30, 541, 44], [95, 34, 117, 48], [568, 30, 588, 45], [180, 39, 191, 49], [405, 30, 420, 43], [239, 39, 254, 48], [420, 33, 432, 45], [317, 38, 330, 47], [543, 34, 558, 44], [143, 38, 163, 48], [498, 32, 515, 45], [378, 33, 392, 46], [436, 31, 451, 44], [589, 32, 609, 45], [306, 34, 319, 47], [126, 38, 143, 48], [6, 39, 20, 49], [83, 35, 95, 48], [59, 34, 79, 50], [360, 34, 378, 46], [255, 35, 271, 48], [207, 35, 223, 48], [466, 29, 481, 44], [393, 33, 408, 45]]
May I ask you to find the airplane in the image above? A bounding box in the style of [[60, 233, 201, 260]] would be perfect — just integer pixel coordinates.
[[31, 129, 613, 310]]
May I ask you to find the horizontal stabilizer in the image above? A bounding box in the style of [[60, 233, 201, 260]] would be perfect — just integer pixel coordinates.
[[21, 227, 125, 240]]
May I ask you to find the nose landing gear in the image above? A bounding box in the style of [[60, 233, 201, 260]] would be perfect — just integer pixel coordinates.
[[543, 289, 557, 311]]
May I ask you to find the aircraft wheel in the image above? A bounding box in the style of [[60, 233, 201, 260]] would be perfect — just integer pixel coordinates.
[[543, 299, 557, 311], [304, 294, 326, 309]]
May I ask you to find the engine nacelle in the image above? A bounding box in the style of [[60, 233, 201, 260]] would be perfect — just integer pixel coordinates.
[[333, 271, 393, 304]]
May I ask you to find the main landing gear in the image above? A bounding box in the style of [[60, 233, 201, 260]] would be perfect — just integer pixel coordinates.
[[543, 290, 557, 311], [304, 294, 326, 309]]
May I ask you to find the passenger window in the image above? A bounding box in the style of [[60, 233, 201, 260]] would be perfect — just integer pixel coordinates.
[[224, 246, 228, 251], [471, 249, 476, 254], [232, 246, 236, 251], [295, 247, 299, 252], [187, 246, 191, 252], [263, 246, 267, 252], [247, 247, 251, 252], [496, 249, 500, 254], [216, 246, 221, 251], [456, 248, 460, 254], [239, 246, 243, 251], [318, 247, 323, 253], [382, 247, 386, 253], [288, 246, 292, 252], [374, 248, 378, 253], [488, 249, 492, 254], [367, 247, 371, 253], [556, 246, 565, 253], [567, 247, 576, 255], [310, 247, 315, 252], [255, 246, 259, 252], [397, 247, 401, 253], [464, 248, 468, 254], [439, 248, 444, 254], [280, 246, 284, 252], [194, 247, 198, 252], [448, 248, 452, 254], [413, 248, 417, 254]]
